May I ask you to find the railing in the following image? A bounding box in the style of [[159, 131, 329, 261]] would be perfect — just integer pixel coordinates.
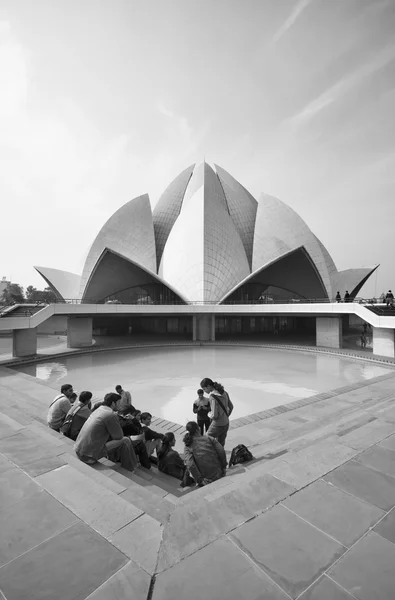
[[366, 304, 395, 316], [0, 297, 385, 314], [0, 303, 47, 317], [8, 297, 382, 306]]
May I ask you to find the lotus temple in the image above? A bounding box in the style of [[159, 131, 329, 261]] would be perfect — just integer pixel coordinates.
[[35, 161, 376, 305]]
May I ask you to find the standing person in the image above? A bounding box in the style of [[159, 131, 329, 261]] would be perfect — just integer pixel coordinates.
[[344, 290, 350, 303], [183, 421, 227, 486], [360, 332, 367, 349], [335, 291, 341, 303], [193, 389, 211, 434], [47, 384, 75, 431], [200, 378, 234, 447], [140, 412, 164, 460], [74, 393, 137, 472], [61, 391, 93, 441], [386, 290, 394, 307], [115, 385, 137, 415]]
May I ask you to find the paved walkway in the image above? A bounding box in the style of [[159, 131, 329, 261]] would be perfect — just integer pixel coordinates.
[[1, 358, 395, 599]]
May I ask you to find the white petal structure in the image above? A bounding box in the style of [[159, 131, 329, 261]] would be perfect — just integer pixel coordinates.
[[159, 162, 250, 302], [34, 267, 81, 301], [252, 193, 335, 299], [214, 164, 257, 269], [35, 161, 377, 304], [333, 267, 378, 297], [153, 164, 195, 269], [80, 194, 156, 300]]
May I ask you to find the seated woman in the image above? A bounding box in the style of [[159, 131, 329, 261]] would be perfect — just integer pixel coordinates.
[[158, 433, 185, 479], [183, 421, 227, 487]]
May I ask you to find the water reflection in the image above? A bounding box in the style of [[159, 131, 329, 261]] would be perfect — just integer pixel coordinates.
[[14, 347, 391, 424]]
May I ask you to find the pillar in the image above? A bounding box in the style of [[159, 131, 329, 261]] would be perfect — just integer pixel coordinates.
[[67, 317, 93, 348], [192, 315, 197, 341], [316, 317, 342, 349], [195, 315, 215, 341], [373, 327, 395, 358], [211, 315, 216, 341], [13, 327, 37, 357]]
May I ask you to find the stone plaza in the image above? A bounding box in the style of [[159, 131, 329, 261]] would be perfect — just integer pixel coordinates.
[[1, 341, 395, 599]]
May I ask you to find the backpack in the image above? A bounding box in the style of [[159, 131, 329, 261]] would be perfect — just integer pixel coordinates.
[[60, 405, 81, 439], [228, 444, 254, 467]]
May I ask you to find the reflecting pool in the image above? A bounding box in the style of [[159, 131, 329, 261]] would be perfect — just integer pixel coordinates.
[[15, 346, 391, 424]]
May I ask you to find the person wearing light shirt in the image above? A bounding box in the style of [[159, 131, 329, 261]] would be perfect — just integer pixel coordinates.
[[74, 392, 137, 471], [47, 383, 75, 431], [115, 385, 138, 415]]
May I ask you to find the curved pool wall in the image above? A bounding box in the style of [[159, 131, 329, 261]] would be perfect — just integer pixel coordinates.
[[13, 344, 393, 426]]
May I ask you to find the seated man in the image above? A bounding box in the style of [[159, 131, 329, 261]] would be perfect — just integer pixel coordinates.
[[61, 391, 93, 441], [74, 393, 137, 472], [93, 404, 151, 469], [47, 384, 75, 432], [140, 412, 164, 461], [115, 384, 138, 416]]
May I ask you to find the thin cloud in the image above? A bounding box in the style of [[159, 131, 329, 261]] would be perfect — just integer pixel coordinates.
[[290, 44, 395, 128], [272, 0, 314, 44]]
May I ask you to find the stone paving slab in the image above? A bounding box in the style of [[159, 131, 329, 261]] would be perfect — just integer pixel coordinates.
[[85, 561, 151, 600], [379, 432, 395, 450], [36, 464, 143, 537], [119, 486, 176, 525], [298, 575, 356, 599], [328, 531, 395, 600], [266, 440, 358, 489], [109, 513, 162, 575], [282, 479, 384, 547], [0, 488, 78, 568], [230, 504, 347, 599], [324, 460, 395, 511], [355, 444, 395, 479], [335, 419, 395, 451], [154, 536, 290, 600], [157, 474, 295, 573], [0, 465, 41, 510], [373, 508, 395, 544], [0, 521, 128, 600]]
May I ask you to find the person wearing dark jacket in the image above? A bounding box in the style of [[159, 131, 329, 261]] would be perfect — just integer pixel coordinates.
[[386, 290, 394, 307], [183, 421, 227, 486], [193, 389, 211, 434], [157, 432, 188, 481], [62, 391, 92, 441], [140, 412, 164, 458]]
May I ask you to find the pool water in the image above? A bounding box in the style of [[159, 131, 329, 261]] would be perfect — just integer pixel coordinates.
[[15, 346, 391, 425]]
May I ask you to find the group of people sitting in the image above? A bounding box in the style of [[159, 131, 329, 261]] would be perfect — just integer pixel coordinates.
[[46, 377, 233, 488]]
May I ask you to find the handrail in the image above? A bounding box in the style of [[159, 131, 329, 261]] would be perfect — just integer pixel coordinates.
[[44, 296, 382, 306]]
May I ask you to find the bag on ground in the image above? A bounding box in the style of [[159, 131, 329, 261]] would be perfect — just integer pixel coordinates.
[[228, 444, 254, 467]]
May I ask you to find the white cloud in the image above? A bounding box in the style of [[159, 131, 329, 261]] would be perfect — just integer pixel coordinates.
[[272, 0, 314, 44], [289, 43, 395, 128]]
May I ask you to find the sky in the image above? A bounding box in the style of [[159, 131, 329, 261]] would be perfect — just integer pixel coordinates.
[[1, 0, 394, 297]]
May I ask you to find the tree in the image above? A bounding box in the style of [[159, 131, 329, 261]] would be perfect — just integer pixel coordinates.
[[42, 287, 58, 303], [25, 285, 58, 304], [0, 283, 25, 305], [25, 285, 38, 302]]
